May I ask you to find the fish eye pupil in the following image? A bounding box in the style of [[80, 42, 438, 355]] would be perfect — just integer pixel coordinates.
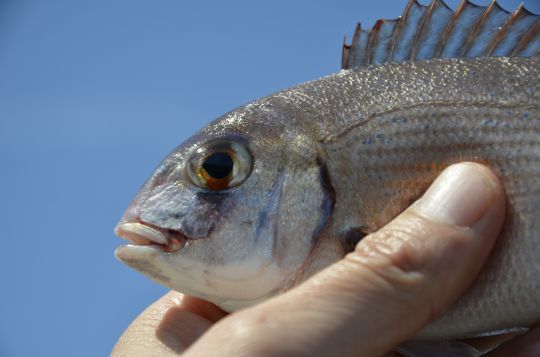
[[202, 152, 234, 179]]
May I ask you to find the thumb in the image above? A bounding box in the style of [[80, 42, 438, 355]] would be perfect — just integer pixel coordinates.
[[186, 162, 506, 357]]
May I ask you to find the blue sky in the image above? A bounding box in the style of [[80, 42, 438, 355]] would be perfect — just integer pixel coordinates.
[[1, 0, 538, 355]]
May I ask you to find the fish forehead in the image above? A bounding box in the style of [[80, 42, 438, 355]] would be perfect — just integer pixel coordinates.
[[191, 87, 324, 141], [192, 57, 538, 148]]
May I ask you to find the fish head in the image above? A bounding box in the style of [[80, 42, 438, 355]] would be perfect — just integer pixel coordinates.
[[114, 97, 339, 311]]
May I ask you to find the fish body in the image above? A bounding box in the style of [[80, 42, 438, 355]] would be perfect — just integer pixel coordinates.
[[115, 0, 540, 341]]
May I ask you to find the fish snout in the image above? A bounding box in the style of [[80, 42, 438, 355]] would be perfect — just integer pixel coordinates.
[[115, 221, 186, 253]]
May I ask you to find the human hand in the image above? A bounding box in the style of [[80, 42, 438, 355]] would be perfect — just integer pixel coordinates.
[[113, 162, 518, 356]]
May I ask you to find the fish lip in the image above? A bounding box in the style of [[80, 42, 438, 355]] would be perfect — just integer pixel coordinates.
[[115, 221, 186, 253]]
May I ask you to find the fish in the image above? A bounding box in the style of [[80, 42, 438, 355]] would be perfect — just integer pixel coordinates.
[[114, 0, 540, 343]]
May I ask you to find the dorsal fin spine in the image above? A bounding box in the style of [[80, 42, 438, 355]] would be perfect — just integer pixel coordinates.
[[486, 4, 524, 55], [511, 20, 540, 56], [341, 0, 539, 70], [410, 0, 437, 60], [464, 1, 511, 57], [366, 20, 385, 65], [434, 0, 468, 57], [448, 0, 486, 57], [387, 0, 415, 61], [341, 34, 349, 69], [350, 23, 362, 68], [460, 1, 494, 56], [464, 1, 498, 56]]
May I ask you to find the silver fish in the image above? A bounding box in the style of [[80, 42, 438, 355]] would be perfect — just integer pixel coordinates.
[[115, 0, 540, 341]]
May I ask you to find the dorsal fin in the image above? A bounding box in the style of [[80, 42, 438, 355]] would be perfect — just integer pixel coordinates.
[[342, 0, 540, 70]]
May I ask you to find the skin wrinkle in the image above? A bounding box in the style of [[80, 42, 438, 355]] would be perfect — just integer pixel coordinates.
[[252, 255, 430, 355], [354, 211, 472, 274], [342, 247, 437, 327], [350, 226, 487, 326]]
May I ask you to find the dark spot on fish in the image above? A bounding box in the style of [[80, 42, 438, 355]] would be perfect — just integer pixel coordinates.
[[312, 155, 336, 245], [483, 118, 495, 126], [340, 227, 367, 253], [392, 117, 408, 124], [196, 189, 230, 202], [316, 155, 336, 205], [255, 209, 269, 242], [254, 168, 285, 244]]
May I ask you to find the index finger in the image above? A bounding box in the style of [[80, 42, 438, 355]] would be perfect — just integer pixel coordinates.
[[112, 291, 226, 356]]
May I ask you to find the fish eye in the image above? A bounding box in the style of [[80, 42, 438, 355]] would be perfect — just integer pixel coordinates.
[[203, 152, 234, 179], [187, 140, 252, 190]]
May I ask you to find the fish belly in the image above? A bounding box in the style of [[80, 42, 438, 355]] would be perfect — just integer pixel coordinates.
[[325, 102, 540, 339]]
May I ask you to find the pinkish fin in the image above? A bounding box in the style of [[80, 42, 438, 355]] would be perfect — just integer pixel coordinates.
[[393, 328, 529, 356], [342, 0, 540, 70], [395, 340, 482, 357]]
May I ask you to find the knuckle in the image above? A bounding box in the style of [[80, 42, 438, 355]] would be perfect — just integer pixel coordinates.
[[346, 211, 469, 308], [352, 220, 427, 275], [338, 210, 479, 327]]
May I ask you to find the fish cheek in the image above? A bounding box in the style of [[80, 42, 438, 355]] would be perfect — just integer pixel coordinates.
[[184, 191, 238, 238], [138, 184, 234, 239]]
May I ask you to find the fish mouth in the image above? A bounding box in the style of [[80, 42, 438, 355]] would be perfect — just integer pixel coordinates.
[[115, 221, 186, 253]]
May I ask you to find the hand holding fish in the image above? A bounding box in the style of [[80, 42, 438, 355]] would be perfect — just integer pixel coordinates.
[[113, 163, 536, 355]]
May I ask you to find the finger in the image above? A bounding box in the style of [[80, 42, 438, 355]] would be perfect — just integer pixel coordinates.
[[487, 326, 540, 357], [112, 291, 227, 356], [186, 162, 506, 357]]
